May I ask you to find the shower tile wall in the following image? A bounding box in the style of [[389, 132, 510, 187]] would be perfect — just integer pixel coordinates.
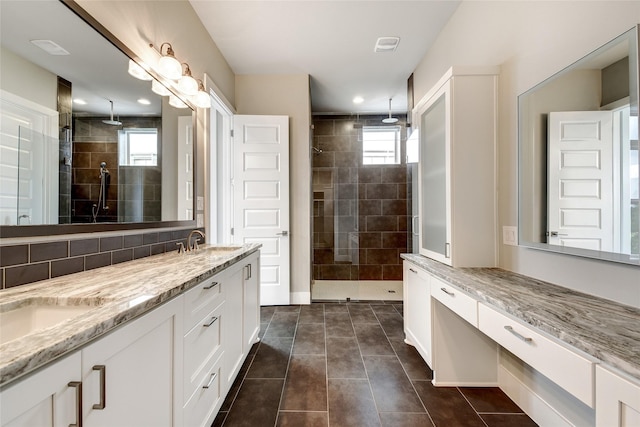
[[312, 115, 409, 281], [71, 117, 161, 223], [57, 77, 72, 224]]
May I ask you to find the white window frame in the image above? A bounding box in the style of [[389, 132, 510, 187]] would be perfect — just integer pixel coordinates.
[[362, 125, 401, 165], [118, 128, 158, 166]]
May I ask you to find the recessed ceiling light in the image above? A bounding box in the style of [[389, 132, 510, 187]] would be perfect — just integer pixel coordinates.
[[374, 37, 400, 53], [138, 98, 151, 105], [30, 39, 70, 55], [73, 99, 87, 105], [353, 96, 364, 104]]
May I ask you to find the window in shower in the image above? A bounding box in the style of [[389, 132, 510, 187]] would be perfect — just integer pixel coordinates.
[[362, 126, 401, 165], [119, 128, 158, 166]]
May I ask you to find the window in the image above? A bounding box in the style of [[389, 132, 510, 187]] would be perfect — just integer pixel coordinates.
[[362, 126, 400, 165], [118, 128, 158, 166]]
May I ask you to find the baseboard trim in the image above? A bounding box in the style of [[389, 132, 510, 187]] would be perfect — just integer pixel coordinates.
[[290, 291, 311, 305]]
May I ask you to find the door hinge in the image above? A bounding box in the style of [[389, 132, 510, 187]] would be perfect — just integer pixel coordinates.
[[231, 227, 234, 236], [230, 129, 234, 138]]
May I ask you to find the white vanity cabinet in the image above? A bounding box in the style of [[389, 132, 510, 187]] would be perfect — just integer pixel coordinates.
[[0, 352, 82, 427], [596, 365, 640, 426], [82, 296, 182, 427], [415, 66, 498, 267], [402, 261, 432, 366]]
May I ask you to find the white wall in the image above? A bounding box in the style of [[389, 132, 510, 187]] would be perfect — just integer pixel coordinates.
[[235, 74, 312, 304], [412, 1, 640, 308], [0, 47, 57, 110]]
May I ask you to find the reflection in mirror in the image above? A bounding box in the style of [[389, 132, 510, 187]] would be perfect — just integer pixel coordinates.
[[519, 26, 639, 265], [0, 0, 194, 228]]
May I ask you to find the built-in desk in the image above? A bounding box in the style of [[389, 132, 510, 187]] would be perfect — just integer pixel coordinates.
[[401, 254, 640, 427]]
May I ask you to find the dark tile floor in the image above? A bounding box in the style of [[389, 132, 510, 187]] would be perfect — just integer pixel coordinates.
[[213, 302, 538, 427]]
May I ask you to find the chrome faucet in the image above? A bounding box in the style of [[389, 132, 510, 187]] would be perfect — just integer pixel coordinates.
[[186, 230, 205, 252]]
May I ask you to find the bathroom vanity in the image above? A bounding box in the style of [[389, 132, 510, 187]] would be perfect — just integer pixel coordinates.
[[402, 254, 640, 426], [0, 244, 260, 427]]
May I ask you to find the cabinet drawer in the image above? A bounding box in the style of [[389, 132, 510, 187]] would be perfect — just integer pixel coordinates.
[[431, 276, 478, 327], [184, 354, 223, 427], [478, 303, 595, 407], [184, 302, 224, 400], [183, 273, 225, 333]]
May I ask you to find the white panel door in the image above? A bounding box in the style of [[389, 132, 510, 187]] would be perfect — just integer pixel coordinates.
[[233, 115, 290, 306], [0, 93, 58, 225], [177, 116, 194, 220], [548, 111, 613, 251]]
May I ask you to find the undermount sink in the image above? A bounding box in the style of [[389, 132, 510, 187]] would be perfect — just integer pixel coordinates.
[[0, 299, 100, 345], [198, 245, 243, 256]]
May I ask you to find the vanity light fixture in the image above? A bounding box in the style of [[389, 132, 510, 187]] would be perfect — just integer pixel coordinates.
[[128, 59, 153, 81], [151, 79, 171, 97], [178, 63, 198, 96], [155, 43, 182, 80], [169, 94, 188, 109], [191, 80, 211, 109]]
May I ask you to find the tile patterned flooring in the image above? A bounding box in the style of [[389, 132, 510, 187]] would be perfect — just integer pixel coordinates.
[[213, 302, 538, 427]]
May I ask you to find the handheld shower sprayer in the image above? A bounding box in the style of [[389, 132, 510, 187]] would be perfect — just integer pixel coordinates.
[[92, 161, 110, 222]]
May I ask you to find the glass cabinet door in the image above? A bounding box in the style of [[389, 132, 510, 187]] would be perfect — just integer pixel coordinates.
[[419, 85, 450, 262]]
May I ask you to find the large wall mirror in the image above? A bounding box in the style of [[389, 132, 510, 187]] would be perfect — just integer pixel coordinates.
[[0, 0, 196, 237], [519, 26, 639, 266]]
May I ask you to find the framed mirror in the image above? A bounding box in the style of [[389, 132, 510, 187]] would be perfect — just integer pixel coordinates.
[[0, 0, 196, 237], [518, 26, 639, 266]]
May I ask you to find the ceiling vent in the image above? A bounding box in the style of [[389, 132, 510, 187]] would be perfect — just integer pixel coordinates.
[[30, 39, 70, 55], [374, 37, 400, 53]]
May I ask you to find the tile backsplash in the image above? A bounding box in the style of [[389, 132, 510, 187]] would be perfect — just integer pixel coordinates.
[[0, 227, 203, 289]]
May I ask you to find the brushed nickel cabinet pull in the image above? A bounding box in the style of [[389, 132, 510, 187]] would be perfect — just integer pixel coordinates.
[[440, 287, 455, 296], [203, 281, 218, 290], [67, 381, 82, 427], [504, 325, 533, 343], [203, 372, 217, 389], [203, 316, 219, 327], [409, 268, 418, 274], [92, 365, 106, 409]]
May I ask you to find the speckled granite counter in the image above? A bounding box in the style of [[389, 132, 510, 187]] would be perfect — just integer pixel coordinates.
[[0, 244, 260, 386], [401, 254, 640, 381]]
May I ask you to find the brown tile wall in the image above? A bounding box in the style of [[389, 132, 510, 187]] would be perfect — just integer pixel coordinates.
[[312, 115, 410, 281], [0, 227, 203, 289]]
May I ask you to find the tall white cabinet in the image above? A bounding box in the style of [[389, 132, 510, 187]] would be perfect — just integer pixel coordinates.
[[415, 67, 499, 267]]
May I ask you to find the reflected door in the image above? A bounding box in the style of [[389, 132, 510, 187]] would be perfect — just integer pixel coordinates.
[[0, 95, 58, 225], [233, 115, 290, 306], [548, 111, 614, 251]]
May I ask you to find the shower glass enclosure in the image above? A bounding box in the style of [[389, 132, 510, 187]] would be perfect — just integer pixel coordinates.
[[312, 114, 409, 301]]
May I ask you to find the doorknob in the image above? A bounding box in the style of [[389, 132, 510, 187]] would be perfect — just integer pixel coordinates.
[[548, 231, 568, 237], [276, 231, 289, 236]]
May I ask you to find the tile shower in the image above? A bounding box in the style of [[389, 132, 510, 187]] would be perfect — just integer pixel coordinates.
[[312, 114, 412, 301]]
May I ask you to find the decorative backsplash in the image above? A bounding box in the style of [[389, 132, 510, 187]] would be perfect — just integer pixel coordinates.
[[0, 227, 204, 289]]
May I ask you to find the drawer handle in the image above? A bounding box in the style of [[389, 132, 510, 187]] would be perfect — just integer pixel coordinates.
[[504, 325, 533, 343], [203, 372, 217, 389], [67, 381, 82, 427], [409, 268, 418, 274], [440, 287, 455, 296], [203, 281, 219, 290], [203, 316, 219, 327], [92, 365, 106, 410]]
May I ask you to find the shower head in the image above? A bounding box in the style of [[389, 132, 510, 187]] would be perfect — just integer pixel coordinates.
[[102, 100, 122, 126], [382, 98, 398, 124]]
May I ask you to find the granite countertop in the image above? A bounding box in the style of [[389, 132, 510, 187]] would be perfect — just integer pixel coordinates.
[[401, 254, 640, 381], [0, 244, 261, 387]]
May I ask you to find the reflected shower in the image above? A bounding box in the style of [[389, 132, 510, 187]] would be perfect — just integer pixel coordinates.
[[92, 162, 110, 222]]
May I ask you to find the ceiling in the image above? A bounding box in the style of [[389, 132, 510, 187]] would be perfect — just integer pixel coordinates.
[[0, 1, 162, 117], [189, 0, 461, 115]]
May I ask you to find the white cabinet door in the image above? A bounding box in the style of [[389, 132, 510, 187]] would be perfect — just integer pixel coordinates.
[[402, 261, 432, 366], [596, 365, 640, 426], [222, 264, 245, 390], [0, 352, 82, 427], [82, 298, 181, 427], [243, 252, 261, 354], [415, 67, 498, 268]]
